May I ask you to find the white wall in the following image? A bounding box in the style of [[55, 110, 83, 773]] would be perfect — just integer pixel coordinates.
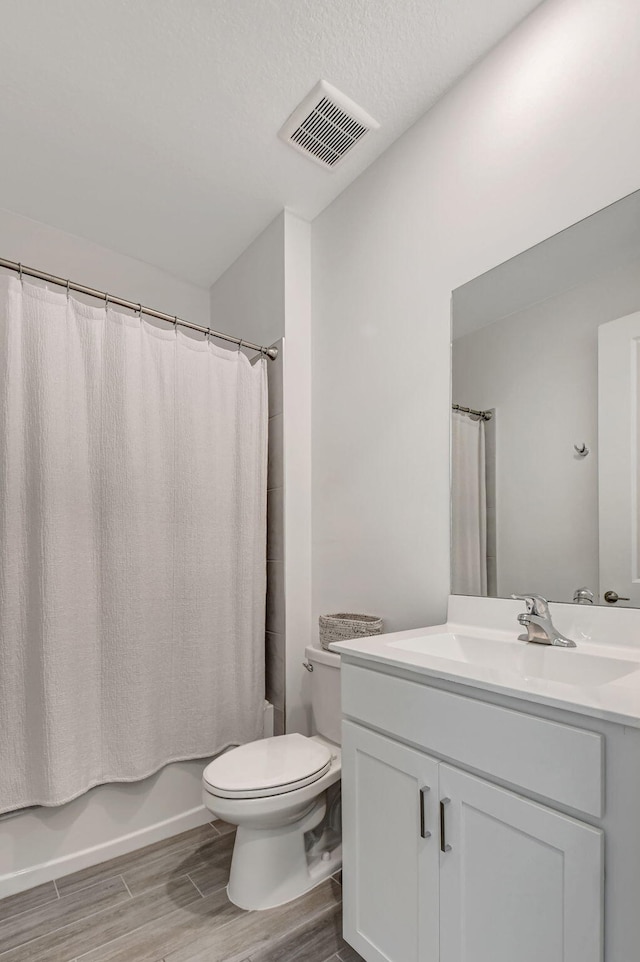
[[0, 207, 215, 896], [311, 0, 640, 633], [209, 213, 285, 349], [282, 213, 313, 735], [0, 207, 210, 325], [208, 211, 313, 735], [208, 213, 288, 735], [453, 256, 640, 603]]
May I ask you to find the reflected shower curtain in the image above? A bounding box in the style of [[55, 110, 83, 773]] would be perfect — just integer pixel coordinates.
[[0, 277, 267, 813], [451, 411, 487, 596]]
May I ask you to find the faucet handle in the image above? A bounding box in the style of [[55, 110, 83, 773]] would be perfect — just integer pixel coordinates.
[[511, 593, 550, 617], [573, 586, 594, 605]]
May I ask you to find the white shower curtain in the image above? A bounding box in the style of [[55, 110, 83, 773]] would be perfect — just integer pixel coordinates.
[[0, 276, 267, 814], [451, 410, 487, 597]]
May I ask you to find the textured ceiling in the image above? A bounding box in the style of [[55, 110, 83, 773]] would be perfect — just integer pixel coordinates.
[[0, 0, 543, 287]]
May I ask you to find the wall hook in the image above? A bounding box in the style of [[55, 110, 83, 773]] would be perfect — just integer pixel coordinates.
[[574, 442, 589, 458]]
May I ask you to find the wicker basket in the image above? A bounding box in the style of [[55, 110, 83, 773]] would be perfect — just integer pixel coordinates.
[[319, 612, 383, 651]]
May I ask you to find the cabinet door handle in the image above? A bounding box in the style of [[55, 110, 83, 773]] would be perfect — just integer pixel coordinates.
[[419, 786, 431, 838], [440, 798, 452, 853]]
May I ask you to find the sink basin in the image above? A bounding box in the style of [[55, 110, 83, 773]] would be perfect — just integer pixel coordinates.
[[386, 632, 638, 687]]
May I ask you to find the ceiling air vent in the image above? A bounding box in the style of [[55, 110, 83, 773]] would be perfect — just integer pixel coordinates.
[[279, 80, 379, 170]]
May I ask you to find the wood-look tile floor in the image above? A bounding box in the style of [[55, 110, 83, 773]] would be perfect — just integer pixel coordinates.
[[0, 822, 363, 962]]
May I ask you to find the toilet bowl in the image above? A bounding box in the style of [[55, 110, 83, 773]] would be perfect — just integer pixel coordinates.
[[202, 645, 341, 911]]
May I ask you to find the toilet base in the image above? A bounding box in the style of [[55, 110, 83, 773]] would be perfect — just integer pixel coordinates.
[[226, 796, 342, 910]]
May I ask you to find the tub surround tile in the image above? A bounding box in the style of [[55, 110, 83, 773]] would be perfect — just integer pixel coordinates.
[[265, 562, 285, 635], [273, 707, 285, 736], [267, 343, 283, 419], [266, 487, 284, 562], [266, 414, 283, 490], [265, 342, 285, 726], [265, 631, 285, 711]]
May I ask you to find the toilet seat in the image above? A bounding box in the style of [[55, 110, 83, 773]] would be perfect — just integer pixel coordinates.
[[203, 733, 332, 799]]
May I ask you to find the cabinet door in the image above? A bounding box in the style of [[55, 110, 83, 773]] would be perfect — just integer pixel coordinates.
[[439, 764, 603, 962], [342, 720, 439, 962]]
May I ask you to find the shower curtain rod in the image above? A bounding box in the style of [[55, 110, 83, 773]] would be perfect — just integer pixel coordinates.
[[0, 256, 278, 360], [452, 403, 492, 421]]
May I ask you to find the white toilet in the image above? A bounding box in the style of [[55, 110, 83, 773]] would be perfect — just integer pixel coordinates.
[[202, 645, 342, 910]]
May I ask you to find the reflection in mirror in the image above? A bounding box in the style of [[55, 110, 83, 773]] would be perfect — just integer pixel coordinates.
[[451, 189, 640, 608]]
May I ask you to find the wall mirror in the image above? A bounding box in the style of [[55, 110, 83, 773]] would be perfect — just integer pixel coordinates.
[[451, 189, 640, 608]]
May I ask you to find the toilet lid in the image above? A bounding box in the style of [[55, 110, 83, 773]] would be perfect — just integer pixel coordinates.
[[202, 734, 332, 799]]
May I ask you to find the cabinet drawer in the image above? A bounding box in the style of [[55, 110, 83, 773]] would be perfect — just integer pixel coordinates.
[[342, 663, 604, 817]]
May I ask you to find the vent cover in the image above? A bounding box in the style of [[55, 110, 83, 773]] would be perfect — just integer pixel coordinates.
[[279, 80, 379, 170]]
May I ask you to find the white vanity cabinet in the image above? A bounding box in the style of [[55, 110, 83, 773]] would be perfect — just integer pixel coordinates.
[[341, 664, 605, 962], [342, 721, 440, 962], [438, 765, 602, 962]]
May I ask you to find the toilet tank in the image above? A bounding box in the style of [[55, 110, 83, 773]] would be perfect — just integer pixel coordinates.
[[305, 645, 341, 745]]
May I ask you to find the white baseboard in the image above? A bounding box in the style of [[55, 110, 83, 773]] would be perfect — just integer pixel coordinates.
[[0, 805, 212, 900]]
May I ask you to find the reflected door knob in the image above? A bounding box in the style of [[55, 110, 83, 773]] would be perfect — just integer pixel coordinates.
[[604, 590, 631, 604]]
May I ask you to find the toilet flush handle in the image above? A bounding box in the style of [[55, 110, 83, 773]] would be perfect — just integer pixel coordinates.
[[302, 661, 314, 672]]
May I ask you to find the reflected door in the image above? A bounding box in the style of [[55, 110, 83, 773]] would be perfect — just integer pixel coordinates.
[[598, 311, 640, 606]]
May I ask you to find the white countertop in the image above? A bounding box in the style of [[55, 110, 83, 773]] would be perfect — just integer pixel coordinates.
[[330, 596, 640, 728]]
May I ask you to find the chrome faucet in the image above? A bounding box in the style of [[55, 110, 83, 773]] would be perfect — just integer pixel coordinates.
[[511, 594, 577, 648]]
